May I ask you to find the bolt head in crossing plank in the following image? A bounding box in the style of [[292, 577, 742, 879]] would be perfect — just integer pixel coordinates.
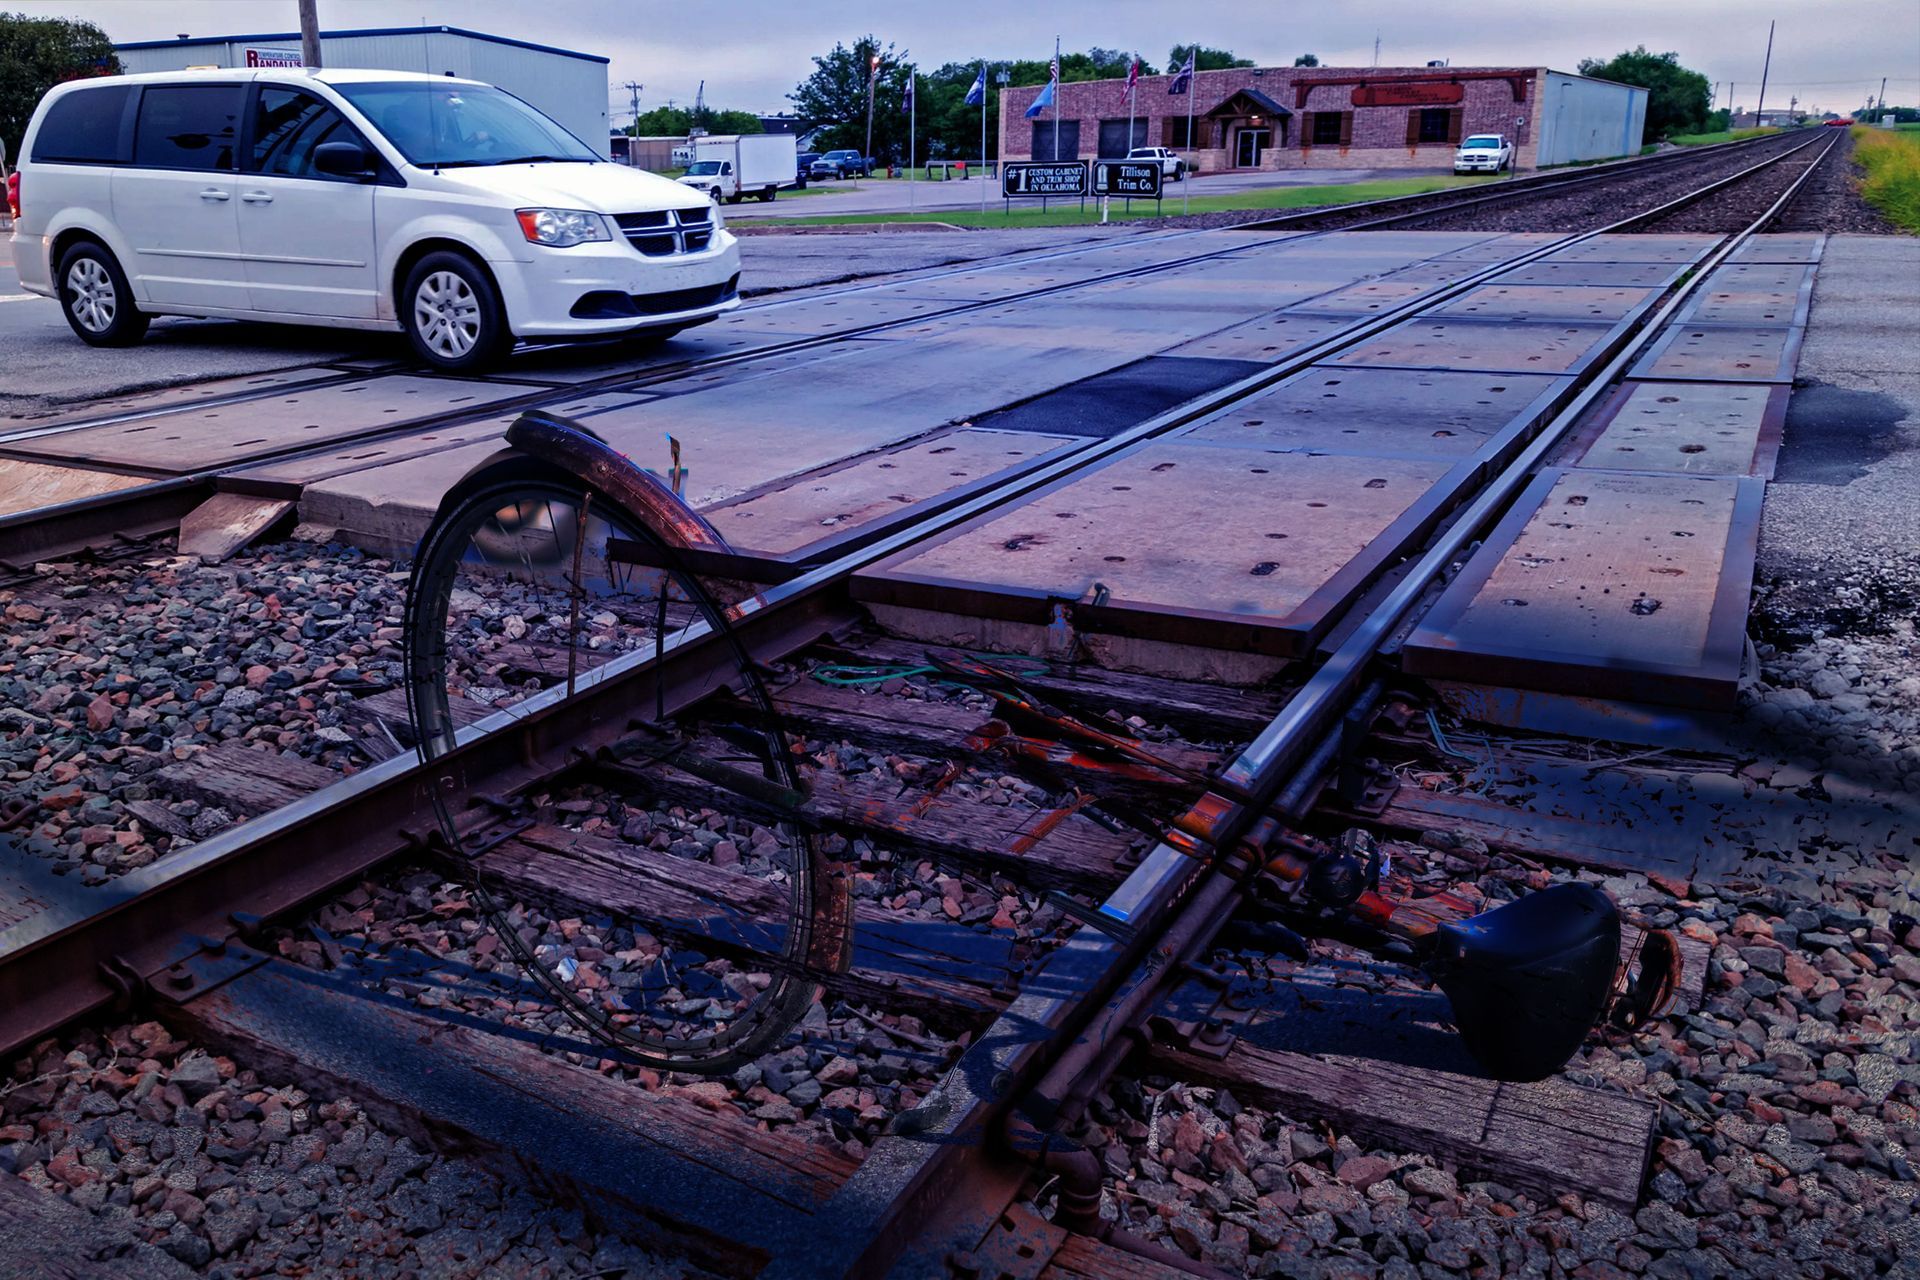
[[855, 441, 1462, 659], [1676, 264, 1816, 327], [1403, 468, 1765, 709], [1329, 317, 1620, 376], [1565, 381, 1789, 478], [1628, 324, 1806, 384], [1177, 366, 1566, 463]]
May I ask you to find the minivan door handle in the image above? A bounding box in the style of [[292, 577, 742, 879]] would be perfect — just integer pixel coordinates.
[[199, 188, 232, 202], [240, 190, 273, 204]]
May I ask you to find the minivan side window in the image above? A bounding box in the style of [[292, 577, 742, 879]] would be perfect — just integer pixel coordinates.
[[134, 85, 242, 171], [30, 85, 133, 163], [250, 88, 357, 178]]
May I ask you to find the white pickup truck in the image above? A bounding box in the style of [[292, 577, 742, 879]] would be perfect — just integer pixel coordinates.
[[678, 134, 798, 203], [1453, 135, 1514, 174], [1126, 146, 1188, 180]]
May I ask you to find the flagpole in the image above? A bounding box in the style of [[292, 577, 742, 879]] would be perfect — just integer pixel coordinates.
[[980, 60, 988, 213], [1127, 54, 1136, 158], [1052, 35, 1067, 163], [908, 65, 916, 213], [1184, 43, 1194, 215]]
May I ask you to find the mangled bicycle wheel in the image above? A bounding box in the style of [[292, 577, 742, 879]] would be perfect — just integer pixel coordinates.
[[402, 413, 851, 1073]]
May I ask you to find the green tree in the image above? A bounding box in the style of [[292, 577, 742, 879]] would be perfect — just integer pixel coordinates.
[[1168, 44, 1254, 72], [1294, 54, 1320, 67], [0, 12, 120, 160], [789, 35, 907, 157], [626, 105, 761, 138], [1576, 46, 1711, 140]]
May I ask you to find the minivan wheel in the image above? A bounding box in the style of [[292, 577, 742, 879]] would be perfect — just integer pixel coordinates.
[[57, 242, 149, 347], [402, 251, 511, 372]]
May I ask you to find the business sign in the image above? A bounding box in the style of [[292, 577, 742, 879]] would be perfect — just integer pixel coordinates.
[[243, 47, 305, 68], [1351, 82, 1463, 107], [1092, 160, 1162, 198], [1002, 161, 1088, 198]]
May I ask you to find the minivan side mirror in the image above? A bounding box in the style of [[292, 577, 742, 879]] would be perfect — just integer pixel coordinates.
[[314, 141, 374, 178]]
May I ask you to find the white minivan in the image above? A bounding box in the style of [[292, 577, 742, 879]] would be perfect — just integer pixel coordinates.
[[10, 69, 741, 371]]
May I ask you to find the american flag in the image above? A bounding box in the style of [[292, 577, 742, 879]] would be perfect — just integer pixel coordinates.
[[1126, 57, 1139, 94], [1049, 52, 1060, 85]]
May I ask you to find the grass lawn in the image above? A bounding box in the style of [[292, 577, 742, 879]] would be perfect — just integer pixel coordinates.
[[753, 174, 1495, 229], [1853, 125, 1920, 231], [1666, 126, 1781, 147]]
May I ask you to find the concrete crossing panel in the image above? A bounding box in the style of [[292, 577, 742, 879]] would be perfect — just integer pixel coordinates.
[[1329, 318, 1618, 375], [1403, 468, 1763, 708], [1566, 382, 1788, 478], [1628, 324, 1805, 384]]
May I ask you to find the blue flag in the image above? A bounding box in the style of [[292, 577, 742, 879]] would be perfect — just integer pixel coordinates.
[[1024, 78, 1055, 119], [965, 67, 987, 107], [1169, 52, 1195, 96]]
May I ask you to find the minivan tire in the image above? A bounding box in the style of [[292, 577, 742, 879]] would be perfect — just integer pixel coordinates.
[[57, 241, 149, 348], [401, 251, 512, 372]]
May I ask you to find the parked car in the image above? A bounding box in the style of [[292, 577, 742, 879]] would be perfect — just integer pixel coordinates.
[[1453, 134, 1514, 173], [1125, 146, 1187, 179], [9, 68, 741, 372], [818, 148, 870, 178]]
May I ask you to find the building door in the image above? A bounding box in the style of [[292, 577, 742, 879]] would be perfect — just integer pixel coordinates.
[[1235, 127, 1271, 167]]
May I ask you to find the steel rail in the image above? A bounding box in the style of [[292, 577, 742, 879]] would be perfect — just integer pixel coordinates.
[[0, 129, 1795, 1059], [0, 129, 1837, 1271], [0, 128, 1819, 563], [759, 127, 1843, 1280]]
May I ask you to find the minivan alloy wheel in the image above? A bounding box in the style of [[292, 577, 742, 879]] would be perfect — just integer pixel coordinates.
[[66, 258, 117, 333], [414, 270, 482, 358]]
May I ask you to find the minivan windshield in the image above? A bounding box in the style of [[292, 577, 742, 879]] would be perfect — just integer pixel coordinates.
[[685, 160, 723, 175], [334, 81, 598, 167]]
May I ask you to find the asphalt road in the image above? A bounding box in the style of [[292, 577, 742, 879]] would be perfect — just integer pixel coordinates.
[[1, 227, 1143, 418], [0, 238, 383, 420]]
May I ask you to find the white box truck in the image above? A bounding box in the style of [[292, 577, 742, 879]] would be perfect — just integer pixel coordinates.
[[677, 134, 798, 204]]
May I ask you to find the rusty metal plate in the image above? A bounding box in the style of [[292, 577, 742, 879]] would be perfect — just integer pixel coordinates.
[[705, 427, 1086, 559], [1628, 324, 1805, 384], [2, 376, 541, 473], [1179, 366, 1565, 461], [1422, 284, 1658, 323], [1537, 234, 1717, 264], [1493, 260, 1693, 288], [1727, 233, 1825, 264], [1403, 468, 1763, 709], [1565, 381, 1788, 478], [1676, 265, 1815, 326], [1162, 311, 1356, 361], [854, 441, 1463, 658], [1328, 318, 1619, 375]]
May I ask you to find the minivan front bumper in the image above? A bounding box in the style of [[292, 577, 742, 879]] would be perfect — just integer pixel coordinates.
[[495, 231, 743, 338]]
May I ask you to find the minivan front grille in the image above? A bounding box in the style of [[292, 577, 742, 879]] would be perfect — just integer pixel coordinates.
[[612, 208, 717, 257]]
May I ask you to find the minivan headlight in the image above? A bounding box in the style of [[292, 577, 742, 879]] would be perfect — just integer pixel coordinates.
[[515, 208, 612, 247]]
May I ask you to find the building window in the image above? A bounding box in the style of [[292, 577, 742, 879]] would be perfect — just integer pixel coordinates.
[[1163, 117, 1193, 148], [1408, 107, 1465, 147], [1097, 118, 1150, 157], [1309, 111, 1348, 146], [1417, 108, 1452, 143]]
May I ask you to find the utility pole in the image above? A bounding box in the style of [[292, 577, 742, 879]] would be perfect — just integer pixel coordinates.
[[1754, 20, 1775, 126], [622, 81, 642, 131], [298, 0, 322, 69], [1371, 34, 1381, 68], [1878, 76, 1888, 119]]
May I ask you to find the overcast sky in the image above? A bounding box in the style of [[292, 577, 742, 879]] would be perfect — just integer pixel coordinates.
[[20, 0, 1919, 118]]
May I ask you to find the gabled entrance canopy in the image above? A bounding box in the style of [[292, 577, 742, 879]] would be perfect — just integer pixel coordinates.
[[1204, 88, 1293, 121]]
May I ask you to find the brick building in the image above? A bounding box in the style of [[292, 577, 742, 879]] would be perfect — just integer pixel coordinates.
[[1002, 65, 1647, 173]]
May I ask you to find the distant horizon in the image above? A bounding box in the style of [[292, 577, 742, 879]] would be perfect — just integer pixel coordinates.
[[13, 0, 1915, 120]]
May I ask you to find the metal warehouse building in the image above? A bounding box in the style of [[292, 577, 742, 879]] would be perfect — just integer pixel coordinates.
[[1003, 65, 1647, 173], [113, 25, 610, 156]]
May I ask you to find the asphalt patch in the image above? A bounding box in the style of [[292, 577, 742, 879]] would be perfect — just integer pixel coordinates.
[[970, 355, 1267, 439], [1774, 379, 1909, 486]]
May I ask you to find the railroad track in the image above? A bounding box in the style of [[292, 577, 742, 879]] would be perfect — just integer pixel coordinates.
[[0, 131, 1844, 1276], [0, 128, 1827, 570]]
